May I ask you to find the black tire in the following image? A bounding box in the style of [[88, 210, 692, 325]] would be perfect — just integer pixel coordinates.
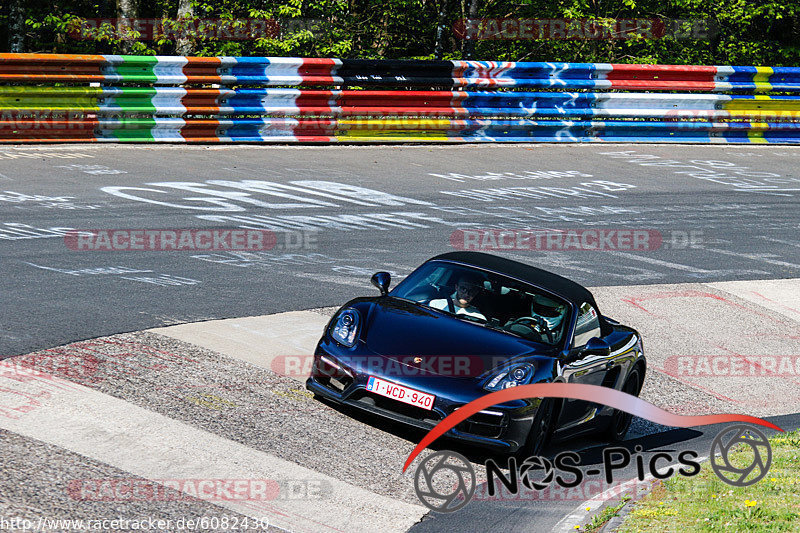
[[517, 398, 556, 459], [605, 368, 641, 441]]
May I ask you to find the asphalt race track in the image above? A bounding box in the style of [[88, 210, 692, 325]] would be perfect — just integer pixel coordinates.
[[2, 143, 800, 532], [3, 144, 800, 356]]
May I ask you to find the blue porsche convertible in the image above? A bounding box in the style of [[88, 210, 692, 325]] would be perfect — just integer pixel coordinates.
[[306, 251, 646, 456]]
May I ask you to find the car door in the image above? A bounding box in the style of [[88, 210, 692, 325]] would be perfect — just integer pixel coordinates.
[[556, 302, 612, 430]]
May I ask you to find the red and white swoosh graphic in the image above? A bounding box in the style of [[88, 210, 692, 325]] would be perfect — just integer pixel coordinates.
[[402, 383, 783, 472]]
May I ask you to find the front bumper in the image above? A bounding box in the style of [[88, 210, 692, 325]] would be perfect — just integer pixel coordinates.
[[305, 339, 541, 453]]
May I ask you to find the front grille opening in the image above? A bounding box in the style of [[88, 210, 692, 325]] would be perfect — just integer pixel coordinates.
[[456, 410, 507, 439], [313, 357, 354, 392]]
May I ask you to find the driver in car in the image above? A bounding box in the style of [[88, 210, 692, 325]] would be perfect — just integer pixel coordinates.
[[505, 293, 567, 343], [429, 274, 487, 321]]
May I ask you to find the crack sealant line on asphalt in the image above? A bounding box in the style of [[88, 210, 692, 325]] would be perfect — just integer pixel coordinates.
[[0, 361, 426, 533]]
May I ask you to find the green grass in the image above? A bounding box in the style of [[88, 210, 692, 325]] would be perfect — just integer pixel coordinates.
[[613, 429, 800, 532], [585, 497, 631, 532]]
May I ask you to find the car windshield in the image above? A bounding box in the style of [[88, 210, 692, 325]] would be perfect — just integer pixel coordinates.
[[390, 261, 571, 346]]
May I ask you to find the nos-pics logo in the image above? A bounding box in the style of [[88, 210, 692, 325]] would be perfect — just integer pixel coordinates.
[[413, 424, 772, 513]]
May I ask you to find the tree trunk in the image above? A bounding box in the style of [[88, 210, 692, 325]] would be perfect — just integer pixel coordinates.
[[116, 0, 138, 54], [463, 0, 479, 59], [175, 0, 194, 56], [8, 0, 25, 52], [376, 10, 390, 57], [434, 0, 449, 60]]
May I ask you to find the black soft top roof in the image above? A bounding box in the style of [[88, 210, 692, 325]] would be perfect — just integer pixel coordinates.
[[429, 251, 599, 310]]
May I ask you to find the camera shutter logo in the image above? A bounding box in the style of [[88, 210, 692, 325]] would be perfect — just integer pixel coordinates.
[[413, 451, 476, 512], [519, 456, 554, 490], [710, 425, 772, 487]]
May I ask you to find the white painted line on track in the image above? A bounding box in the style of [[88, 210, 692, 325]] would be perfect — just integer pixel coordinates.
[[705, 248, 800, 270], [605, 251, 717, 274], [293, 272, 372, 288], [603, 251, 766, 276], [760, 236, 800, 250], [0, 361, 425, 533]]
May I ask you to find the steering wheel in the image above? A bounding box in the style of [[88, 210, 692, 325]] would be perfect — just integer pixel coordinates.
[[506, 316, 554, 343]]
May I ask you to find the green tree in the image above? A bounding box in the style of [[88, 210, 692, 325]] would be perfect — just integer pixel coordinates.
[[2, 0, 798, 65]]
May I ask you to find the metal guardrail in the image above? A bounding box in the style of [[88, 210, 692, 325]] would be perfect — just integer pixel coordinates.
[[1, 54, 799, 143]]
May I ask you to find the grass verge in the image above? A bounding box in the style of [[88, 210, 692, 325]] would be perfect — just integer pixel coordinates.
[[614, 428, 800, 532], [585, 497, 630, 532]]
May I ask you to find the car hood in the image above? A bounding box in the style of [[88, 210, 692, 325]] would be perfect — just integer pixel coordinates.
[[360, 297, 544, 376]]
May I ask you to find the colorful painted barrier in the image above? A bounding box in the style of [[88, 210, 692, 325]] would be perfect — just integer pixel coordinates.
[[0, 54, 799, 143], [2, 54, 799, 91], [2, 117, 797, 144], [3, 87, 800, 121]]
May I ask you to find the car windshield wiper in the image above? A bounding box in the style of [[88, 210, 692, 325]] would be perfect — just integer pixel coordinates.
[[452, 314, 528, 338], [455, 314, 486, 324]]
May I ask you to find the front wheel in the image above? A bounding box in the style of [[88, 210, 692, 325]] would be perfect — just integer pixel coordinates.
[[605, 368, 641, 441], [517, 398, 556, 459]]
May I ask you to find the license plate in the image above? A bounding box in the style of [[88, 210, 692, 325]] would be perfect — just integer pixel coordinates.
[[366, 376, 435, 410]]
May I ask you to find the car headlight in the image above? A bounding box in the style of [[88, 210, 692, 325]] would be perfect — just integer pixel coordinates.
[[483, 362, 536, 391], [330, 309, 360, 347]]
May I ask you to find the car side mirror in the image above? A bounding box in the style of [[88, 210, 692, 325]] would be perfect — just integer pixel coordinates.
[[371, 271, 391, 296], [581, 337, 611, 357]]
